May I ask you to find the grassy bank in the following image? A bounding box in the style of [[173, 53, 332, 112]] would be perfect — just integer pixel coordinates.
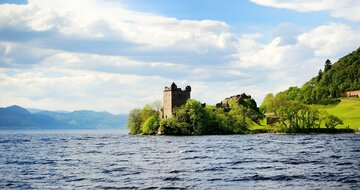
[[317, 98, 360, 131], [249, 98, 360, 133]]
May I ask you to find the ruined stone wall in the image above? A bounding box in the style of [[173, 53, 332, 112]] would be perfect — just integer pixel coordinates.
[[216, 93, 251, 111]]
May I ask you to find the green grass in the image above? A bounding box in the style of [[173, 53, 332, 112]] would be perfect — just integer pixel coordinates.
[[248, 98, 360, 133], [247, 118, 280, 133], [317, 98, 360, 131]]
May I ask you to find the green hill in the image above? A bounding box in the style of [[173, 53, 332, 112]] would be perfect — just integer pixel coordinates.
[[279, 47, 360, 104], [259, 48, 360, 133], [317, 98, 360, 131]]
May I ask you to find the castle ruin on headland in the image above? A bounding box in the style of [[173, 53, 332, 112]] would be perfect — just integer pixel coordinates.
[[216, 93, 252, 111], [160, 82, 191, 118]]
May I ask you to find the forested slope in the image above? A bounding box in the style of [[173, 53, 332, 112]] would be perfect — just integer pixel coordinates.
[[279, 47, 360, 104]]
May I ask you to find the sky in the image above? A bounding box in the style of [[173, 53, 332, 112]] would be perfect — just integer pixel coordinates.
[[0, 0, 359, 114]]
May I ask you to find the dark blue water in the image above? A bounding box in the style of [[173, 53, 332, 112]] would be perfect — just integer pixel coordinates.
[[0, 131, 359, 189]]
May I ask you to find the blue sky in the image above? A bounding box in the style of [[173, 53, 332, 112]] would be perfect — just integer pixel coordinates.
[[0, 0, 359, 113], [123, 0, 329, 26]]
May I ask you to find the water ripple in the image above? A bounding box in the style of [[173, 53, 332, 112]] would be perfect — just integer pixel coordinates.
[[0, 132, 359, 189]]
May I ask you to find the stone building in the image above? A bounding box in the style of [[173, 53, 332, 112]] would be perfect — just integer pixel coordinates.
[[345, 90, 360, 97], [161, 82, 191, 118]]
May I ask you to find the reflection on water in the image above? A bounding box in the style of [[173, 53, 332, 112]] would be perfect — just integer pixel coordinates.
[[0, 131, 359, 189]]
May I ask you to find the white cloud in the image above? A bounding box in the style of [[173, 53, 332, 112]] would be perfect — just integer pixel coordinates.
[[240, 33, 263, 39], [229, 23, 360, 102], [0, 67, 167, 113], [250, 0, 360, 21], [298, 23, 360, 57], [1, 22, 359, 112], [0, 0, 233, 52], [233, 23, 359, 68], [0, 0, 359, 113], [233, 36, 312, 68]]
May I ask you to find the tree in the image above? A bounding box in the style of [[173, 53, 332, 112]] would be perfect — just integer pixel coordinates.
[[324, 59, 332, 72], [183, 99, 207, 134], [150, 100, 162, 112], [298, 106, 319, 130], [142, 116, 160, 135], [140, 105, 158, 124], [317, 69, 323, 82], [127, 108, 142, 134], [126, 103, 160, 135], [323, 113, 343, 130], [270, 95, 322, 132]]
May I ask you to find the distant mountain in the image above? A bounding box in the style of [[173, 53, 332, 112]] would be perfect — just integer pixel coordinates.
[[0, 105, 71, 130], [27, 108, 70, 114], [278, 47, 360, 104], [0, 105, 127, 130], [37, 110, 127, 129]]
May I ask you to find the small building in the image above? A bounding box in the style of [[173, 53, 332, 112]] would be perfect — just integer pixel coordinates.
[[265, 113, 279, 125], [161, 82, 191, 118], [345, 90, 360, 97]]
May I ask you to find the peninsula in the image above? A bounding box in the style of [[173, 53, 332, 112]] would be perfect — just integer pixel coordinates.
[[127, 48, 360, 135]]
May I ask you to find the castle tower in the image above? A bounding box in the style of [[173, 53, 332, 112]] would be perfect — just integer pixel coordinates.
[[163, 82, 191, 118]]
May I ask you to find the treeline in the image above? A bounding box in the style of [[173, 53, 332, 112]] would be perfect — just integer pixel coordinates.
[[127, 98, 263, 135], [261, 93, 347, 133], [279, 47, 360, 105]]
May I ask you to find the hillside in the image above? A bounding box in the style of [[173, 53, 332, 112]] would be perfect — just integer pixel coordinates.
[[0, 105, 71, 130], [259, 48, 360, 133], [279, 47, 360, 104], [318, 98, 360, 130], [38, 110, 127, 129], [0, 105, 127, 130]]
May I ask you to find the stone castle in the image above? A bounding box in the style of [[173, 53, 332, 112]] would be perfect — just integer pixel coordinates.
[[161, 82, 191, 118]]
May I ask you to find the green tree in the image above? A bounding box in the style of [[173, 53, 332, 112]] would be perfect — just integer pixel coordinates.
[[127, 108, 142, 134], [183, 99, 207, 134], [317, 69, 323, 82], [271, 95, 323, 132], [297, 106, 319, 130], [142, 116, 160, 135], [324, 59, 332, 72], [158, 118, 191, 135], [260, 93, 274, 113], [323, 113, 343, 130], [140, 105, 158, 124]]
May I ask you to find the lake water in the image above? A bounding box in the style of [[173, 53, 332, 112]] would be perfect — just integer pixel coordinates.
[[0, 130, 359, 189]]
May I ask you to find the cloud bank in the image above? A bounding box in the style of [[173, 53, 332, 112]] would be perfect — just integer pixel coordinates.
[[250, 0, 360, 21], [0, 0, 359, 113]]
